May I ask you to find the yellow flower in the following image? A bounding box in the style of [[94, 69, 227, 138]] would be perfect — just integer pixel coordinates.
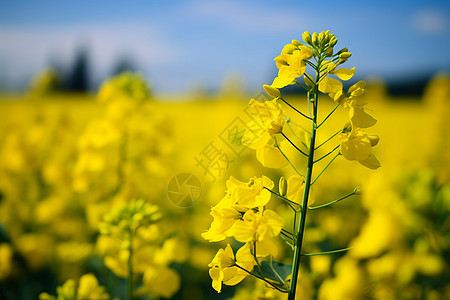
[[141, 266, 181, 298], [77, 273, 110, 300], [208, 244, 253, 293], [255, 138, 289, 169], [318, 61, 355, 96], [318, 257, 365, 300], [201, 201, 242, 242], [230, 209, 284, 243], [286, 175, 305, 205], [230, 176, 274, 208], [202, 176, 276, 242], [334, 81, 377, 129], [0, 243, 13, 280], [272, 45, 314, 88], [339, 127, 380, 169], [242, 99, 285, 150]]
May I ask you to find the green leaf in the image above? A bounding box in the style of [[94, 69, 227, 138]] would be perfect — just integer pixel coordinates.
[[254, 260, 292, 285]]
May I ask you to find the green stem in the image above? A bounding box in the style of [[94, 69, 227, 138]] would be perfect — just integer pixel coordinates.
[[280, 97, 312, 120], [301, 247, 351, 256], [310, 153, 340, 186], [308, 191, 356, 210], [127, 231, 133, 300], [317, 104, 339, 128], [287, 64, 321, 300]]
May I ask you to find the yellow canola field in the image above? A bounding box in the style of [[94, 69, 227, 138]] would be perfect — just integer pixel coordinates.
[[0, 73, 449, 300]]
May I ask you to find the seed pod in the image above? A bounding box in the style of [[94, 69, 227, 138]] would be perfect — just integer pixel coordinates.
[[279, 177, 287, 197]]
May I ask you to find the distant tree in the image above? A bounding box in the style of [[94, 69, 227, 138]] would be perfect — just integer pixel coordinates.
[[67, 47, 90, 91]]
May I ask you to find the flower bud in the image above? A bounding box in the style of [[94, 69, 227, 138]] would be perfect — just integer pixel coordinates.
[[339, 52, 352, 59], [291, 39, 302, 47], [302, 31, 312, 45], [325, 47, 333, 57], [329, 36, 338, 47], [312, 32, 319, 46], [319, 31, 325, 44], [353, 186, 361, 195], [279, 177, 287, 197], [263, 84, 281, 98], [336, 47, 348, 55]]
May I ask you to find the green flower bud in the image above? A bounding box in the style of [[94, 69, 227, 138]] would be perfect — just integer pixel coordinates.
[[336, 47, 349, 55], [325, 47, 334, 57], [279, 177, 287, 197], [339, 52, 352, 59], [354, 186, 361, 195], [312, 32, 319, 46], [302, 31, 312, 45], [319, 31, 325, 44], [329, 36, 338, 47]]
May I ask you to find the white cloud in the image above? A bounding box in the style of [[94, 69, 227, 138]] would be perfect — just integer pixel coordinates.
[[185, 0, 310, 34], [411, 9, 448, 34]]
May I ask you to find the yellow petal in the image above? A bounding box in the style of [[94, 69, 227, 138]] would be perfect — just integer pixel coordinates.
[[319, 77, 343, 94], [333, 67, 355, 81], [359, 154, 381, 169], [349, 107, 377, 128], [256, 144, 288, 169]]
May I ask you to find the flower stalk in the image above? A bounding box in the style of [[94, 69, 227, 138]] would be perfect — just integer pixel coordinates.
[[287, 57, 321, 300]]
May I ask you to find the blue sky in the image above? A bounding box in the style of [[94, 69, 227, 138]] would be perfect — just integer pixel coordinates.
[[0, 0, 449, 93]]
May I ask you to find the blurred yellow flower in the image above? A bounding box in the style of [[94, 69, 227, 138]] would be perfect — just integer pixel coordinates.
[[77, 273, 110, 300], [0, 243, 13, 280]]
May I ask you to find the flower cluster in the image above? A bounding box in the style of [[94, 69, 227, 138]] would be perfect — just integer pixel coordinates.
[[204, 30, 381, 298], [97, 199, 182, 299], [202, 176, 285, 292], [39, 273, 110, 300]]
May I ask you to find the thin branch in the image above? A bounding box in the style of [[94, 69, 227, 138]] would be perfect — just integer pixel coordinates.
[[313, 144, 339, 164], [304, 59, 317, 70], [264, 187, 300, 209], [315, 129, 341, 150], [281, 132, 308, 157], [317, 103, 340, 128], [301, 247, 352, 256], [310, 153, 340, 186], [280, 97, 311, 120], [275, 145, 304, 179], [234, 264, 287, 293], [308, 191, 356, 210]]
